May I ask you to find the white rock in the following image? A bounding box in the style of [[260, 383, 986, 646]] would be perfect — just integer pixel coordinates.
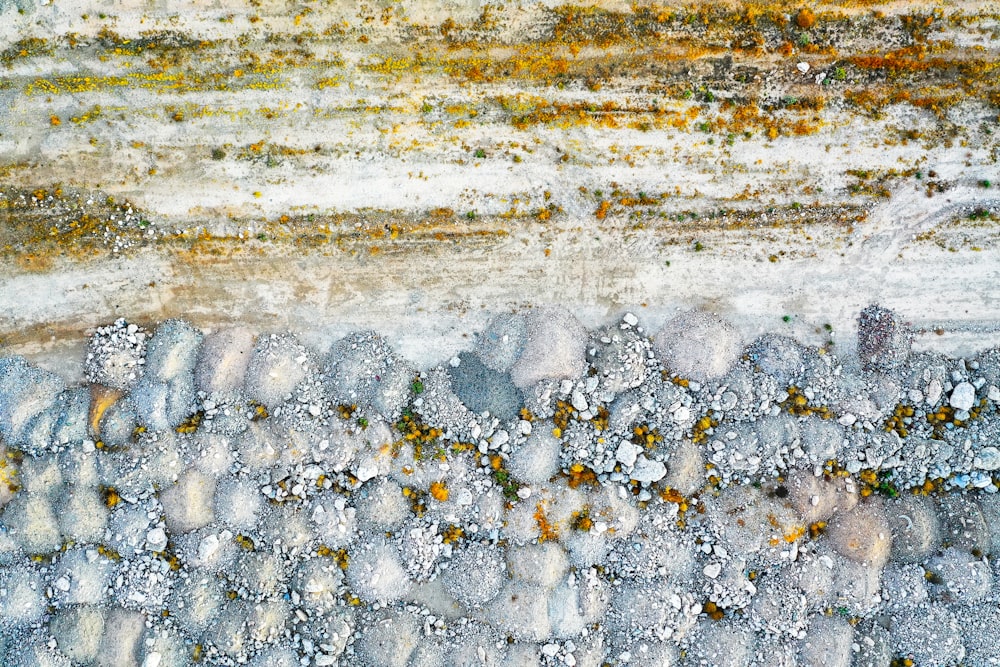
[[797, 62, 810, 73], [623, 312, 639, 326], [703, 562, 722, 579], [673, 405, 691, 423], [198, 534, 221, 561], [356, 459, 379, 482], [974, 447, 1000, 471], [143, 653, 162, 667], [838, 414, 856, 426], [950, 382, 976, 411], [146, 527, 167, 551], [615, 442, 642, 468], [989, 385, 1000, 402], [571, 390, 589, 412], [926, 379, 942, 405], [631, 456, 666, 484]]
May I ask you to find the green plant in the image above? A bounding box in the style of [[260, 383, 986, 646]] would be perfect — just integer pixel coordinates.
[[412, 379, 424, 394], [474, 148, 486, 158]]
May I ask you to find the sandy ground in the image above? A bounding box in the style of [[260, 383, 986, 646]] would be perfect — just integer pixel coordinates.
[[0, 0, 998, 376]]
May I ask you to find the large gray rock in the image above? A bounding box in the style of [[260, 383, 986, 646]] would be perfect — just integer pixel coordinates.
[[653, 310, 742, 382]]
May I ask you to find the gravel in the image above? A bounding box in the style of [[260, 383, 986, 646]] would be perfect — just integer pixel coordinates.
[[1, 306, 1000, 665]]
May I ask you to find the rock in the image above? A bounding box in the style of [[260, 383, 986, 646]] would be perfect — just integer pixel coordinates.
[[974, 446, 1000, 471], [857, 305, 911, 373], [85, 319, 147, 390], [887, 495, 939, 564], [195, 327, 255, 397], [245, 333, 311, 410], [615, 441, 641, 468], [159, 469, 216, 534], [653, 310, 742, 382], [799, 615, 853, 667], [949, 381, 976, 411], [447, 352, 523, 421], [0, 356, 65, 448], [827, 500, 892, 568], [508, 426, 561, 486], [508, 543, 569, 589], [630, 455, 666, 484], [143, 320, 202, 382], [442, 544, 505, 608], [50, 606, 106, 663], [475, 313, 528, 373], [510, 307, 587, 389], [98, 608, 147, 667]]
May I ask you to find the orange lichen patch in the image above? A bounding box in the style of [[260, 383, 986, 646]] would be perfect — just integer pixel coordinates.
[[570, 507, 593, 531], [0, 37, 52, 65], [97, 545, 121, 561], [520, 408, 535, 422], [703, 600, 725, 621], [914, 477, 946, 496], [175, 411, 203, 434], [809, 520, 828, 538], [660, 486, 691, 517], [429, 481, 449, 502], [534, 502, 559, 542], [590, 406, 610, 431], [0, 454, 20, 494], [780, 386, 834, 419], [394, 411, 443, 461], [632, 424, 663, 449], [89, 384, 122, 435], [316, 545, 350, 569], [402, 486, 428, 516], [234, 534, 255, 551], [249, 402, 269, 421], [100, 486, 121, 509], [441, 524, 465, 544], [594, 200, 611, 220], [690, 411, 718, 445], [553, 400, 575, 432], [884, 403, 915, 438], [566, 462, 599, 489], [796, 8, 817, 29], [766, 512, 807, 545]]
